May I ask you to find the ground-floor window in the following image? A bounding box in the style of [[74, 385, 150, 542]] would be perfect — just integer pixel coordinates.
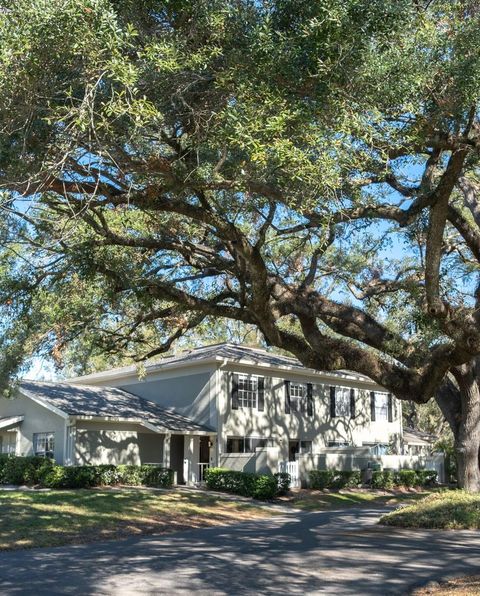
[[33, 432, 55, 458], [327, 440, 351, 448], [226, 436, 273, 453], [288, 440, 312, 461]]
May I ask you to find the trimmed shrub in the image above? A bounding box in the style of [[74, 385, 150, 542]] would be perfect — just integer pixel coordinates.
[[274, 472, 291, 496], [204, 468, 279, 500], [332, 471, 362, 489], [372, 470, 394, 489], [395, 469, 417, 488], [415, 470, 437, 487], [0, 455, 54, 485], [309, 470, 335, 490], [0, 456, 174, 490]]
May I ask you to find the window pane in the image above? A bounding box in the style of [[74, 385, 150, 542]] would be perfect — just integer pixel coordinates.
[[335, 388, 351, 417], [33, 432, 55, 458], [375, 393, 389, 421], [290, 383, 307, 413], [238, 375, 258, 408]]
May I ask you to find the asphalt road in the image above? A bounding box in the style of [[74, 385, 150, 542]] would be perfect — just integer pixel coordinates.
[[0, 506, 479, 595]]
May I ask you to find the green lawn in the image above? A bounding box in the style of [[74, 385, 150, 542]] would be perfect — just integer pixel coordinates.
[[380, 490, 480, 529], [282, 488, 432, 511], [0, 488, 276, 551]]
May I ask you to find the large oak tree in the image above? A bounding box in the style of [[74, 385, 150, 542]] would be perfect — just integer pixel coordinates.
[[1, 0, 480, 489]]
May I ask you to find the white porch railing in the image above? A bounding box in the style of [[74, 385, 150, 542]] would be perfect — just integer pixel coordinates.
[[279, 461, 300, 488], [198, 462, 210, 482]]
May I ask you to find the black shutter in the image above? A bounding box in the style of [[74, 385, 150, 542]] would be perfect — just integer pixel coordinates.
[[370, 391, 376, 421], [307, 383, 313, 416], [257, 377, 265, 412], [232, 373, 239, 410], [330, 386, 336, 418], [387, 393, 393, 422], [284, 380, 291, 414], [350, 388, 356, 419]]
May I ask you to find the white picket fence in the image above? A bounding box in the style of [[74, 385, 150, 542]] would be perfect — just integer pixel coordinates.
[[279, 460, 300, 488]]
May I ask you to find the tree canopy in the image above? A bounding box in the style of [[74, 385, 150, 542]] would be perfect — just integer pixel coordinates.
[[0, 0, 480, 418]]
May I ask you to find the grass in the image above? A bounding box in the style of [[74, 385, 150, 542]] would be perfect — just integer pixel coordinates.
[[281, 488, 432, 511], [380, 490, 480, 529], [0, 488, 276, 551], [412, 576, 480, 595]]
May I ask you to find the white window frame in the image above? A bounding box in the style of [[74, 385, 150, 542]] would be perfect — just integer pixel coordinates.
[[237, 374, 259, 409], [33, 432, 55, 459], [375, 392, 389, 422], [335, 387, 351, 417], [327, 440, 351, 448], [290, 382, 308, 413]]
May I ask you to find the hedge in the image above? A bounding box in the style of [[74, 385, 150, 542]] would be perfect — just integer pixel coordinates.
[[0, 455, 174, 489], [309, 470, 361, 490], [309, 468, 438, 490], [204, 467, 290, 500]]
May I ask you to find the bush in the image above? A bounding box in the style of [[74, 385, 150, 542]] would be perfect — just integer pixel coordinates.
[[372, 470, 394, 489], [414, 470, 438, 487], [0, 456, 174, 489], [332, 471, 362, 489], [274, 472, 291, 495], [309, 470, 361, 490], [309, 470, 335, 489], [395, 469, 417, 488], [204, 468, 279, 500], [0, 455, 54, 485]]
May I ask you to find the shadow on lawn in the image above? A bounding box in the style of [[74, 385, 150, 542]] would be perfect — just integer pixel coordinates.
[[0, 505, 479, 595]]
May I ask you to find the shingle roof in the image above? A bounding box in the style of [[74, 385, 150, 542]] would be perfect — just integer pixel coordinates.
[[70, 342, 374, 385], [19, 381, 212, 434], [403, 427, 438, 444]]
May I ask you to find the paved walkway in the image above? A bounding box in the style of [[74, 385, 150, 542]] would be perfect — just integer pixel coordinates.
[[0, 506, 478, 595]]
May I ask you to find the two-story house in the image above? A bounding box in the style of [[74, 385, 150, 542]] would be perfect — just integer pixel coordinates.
[[0, 343, 441, 485]]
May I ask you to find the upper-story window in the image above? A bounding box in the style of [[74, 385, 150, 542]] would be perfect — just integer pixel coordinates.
[[290, 383, 307, 412], [370, 391, 393, 422], [285, 381, 314, 416], [238, 375, 258, 408], [232, 373, 265, 411], [330, 386, 355, 418]]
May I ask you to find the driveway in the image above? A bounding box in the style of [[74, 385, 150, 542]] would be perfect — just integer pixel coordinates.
[[0, 505, 478, 595]]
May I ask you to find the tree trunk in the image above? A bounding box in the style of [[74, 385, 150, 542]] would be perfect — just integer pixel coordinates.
[[436, 361, 480, 492]]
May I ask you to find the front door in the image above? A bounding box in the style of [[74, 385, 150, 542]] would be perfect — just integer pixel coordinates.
[[170, 434, 185, 484]]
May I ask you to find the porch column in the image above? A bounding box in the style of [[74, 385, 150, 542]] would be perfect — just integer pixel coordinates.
[[163, 433, 171, 469]]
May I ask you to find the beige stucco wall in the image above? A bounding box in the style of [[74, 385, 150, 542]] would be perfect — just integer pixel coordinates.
[[218, 366, 402, 462], [74, 421, 164, 466], [0, 393, 66, 463]]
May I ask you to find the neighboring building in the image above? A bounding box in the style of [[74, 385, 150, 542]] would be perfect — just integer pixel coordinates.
[[403, 427, 438, 456], [0, 343, 444, 485]]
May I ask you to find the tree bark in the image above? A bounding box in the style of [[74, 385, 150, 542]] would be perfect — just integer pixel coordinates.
[[436, 362, 480, 492]]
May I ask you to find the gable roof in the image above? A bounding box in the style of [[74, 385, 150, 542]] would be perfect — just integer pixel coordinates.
[[403, 427, 438, 445], [69, 342, 377, 387], [19, 381, 213, 434]]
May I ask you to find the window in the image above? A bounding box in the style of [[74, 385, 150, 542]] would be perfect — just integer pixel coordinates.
[[327, 441, 351, 448], [33, 432, 55, 458], [226, 436, 273, 453], [335, 387, 351, 417], [375, 393, 389, 421], [290, 383, 307, 413], [238, 375, 258, 409]]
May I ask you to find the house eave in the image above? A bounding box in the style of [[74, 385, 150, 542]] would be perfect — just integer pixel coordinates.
[[70, 415, 215, 436]]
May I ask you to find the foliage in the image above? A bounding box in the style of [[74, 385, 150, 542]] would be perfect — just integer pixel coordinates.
[[394, 469, 417, 488], [204, 467, 279, 500], [380, 490, 480, 529], [309, 470, 336, 490], [0, 455, 173, 489], [0, 2, 480, 487], [274, 472, 291, 496], [309, 470, 361, 490], [371, 470, 395, 489]]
